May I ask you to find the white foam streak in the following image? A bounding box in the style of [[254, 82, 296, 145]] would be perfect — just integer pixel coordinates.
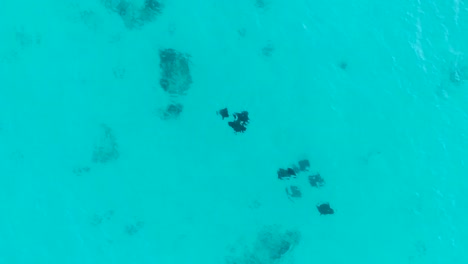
[[453, 0, 460, 26]]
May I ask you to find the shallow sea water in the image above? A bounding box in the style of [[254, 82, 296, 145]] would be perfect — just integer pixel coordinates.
[[1, 0, 468, 263]]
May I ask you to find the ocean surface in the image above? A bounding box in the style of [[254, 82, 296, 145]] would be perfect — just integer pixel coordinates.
[[1, 0, 468, 263]]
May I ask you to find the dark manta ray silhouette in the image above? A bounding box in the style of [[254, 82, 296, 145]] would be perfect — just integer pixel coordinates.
[[317, 203, 334, 215]]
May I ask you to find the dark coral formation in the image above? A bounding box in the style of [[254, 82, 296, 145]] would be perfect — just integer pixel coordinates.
[[159, 48, 192, 96]]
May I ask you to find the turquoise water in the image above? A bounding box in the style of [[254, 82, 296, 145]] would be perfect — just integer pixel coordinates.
[[1, 0, 468, 263]]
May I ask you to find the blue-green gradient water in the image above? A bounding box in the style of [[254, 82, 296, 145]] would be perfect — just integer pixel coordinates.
[[1, 0, 468, 263]]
